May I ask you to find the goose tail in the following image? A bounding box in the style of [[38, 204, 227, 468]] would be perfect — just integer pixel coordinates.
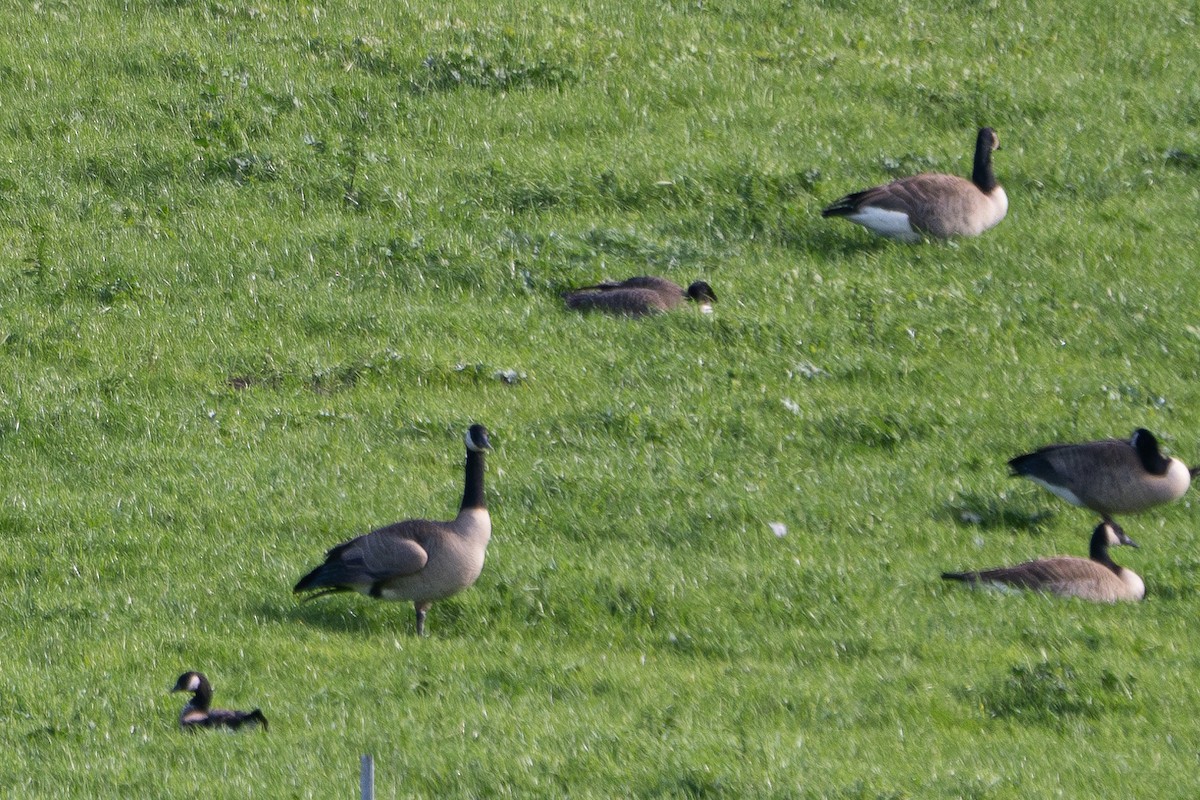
[[821, 191, 867, 218]]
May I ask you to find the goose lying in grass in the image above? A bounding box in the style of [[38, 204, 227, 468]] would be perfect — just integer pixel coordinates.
[[822, 127, 1007, 241], [171, 672, 268, 732], [942, 521, 1144, 602], [563, 276, 717, 316]]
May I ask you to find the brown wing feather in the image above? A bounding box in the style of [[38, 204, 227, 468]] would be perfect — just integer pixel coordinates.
[[951, 557, 1128, 602], [564, 287, 672, 316], [869, 175, 980, 237], [294, 521, 434, 592]]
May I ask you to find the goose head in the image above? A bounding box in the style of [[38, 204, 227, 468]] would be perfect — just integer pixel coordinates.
[[1130, 428, 1172, 474], [1099, 521, 1138, 551], [466, 424, 492, 453], [171, 672, 208, 695], [686, 281, 718, 313], [978, 127, 1000, 153]]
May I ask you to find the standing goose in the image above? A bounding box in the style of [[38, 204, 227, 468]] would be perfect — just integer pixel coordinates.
[[171, 672, 268, 732], [1009, 428, 1194, 522], [563, 276, 717, 317], [942, 521, 1145, 602], [821, 127, 1007, 241], [294, 424, 493, 636]]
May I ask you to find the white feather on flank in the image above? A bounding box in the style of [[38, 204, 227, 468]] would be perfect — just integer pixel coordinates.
[[1028, 477, 1086, 509], [845, 207, 921, 242]]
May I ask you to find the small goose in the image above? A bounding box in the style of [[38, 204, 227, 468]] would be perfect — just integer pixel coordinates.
[[294, 424, 493, 636], [821, 127, 1007, 241], [563, 276, 717, 317], [1009, 428, 1194, 522], [171, 672, 268, 732], [942, 521, 1145, 602]]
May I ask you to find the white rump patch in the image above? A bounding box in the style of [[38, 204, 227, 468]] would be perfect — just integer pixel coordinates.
[[1028, 477, 1085, 509], [847, 207, 922, 242]]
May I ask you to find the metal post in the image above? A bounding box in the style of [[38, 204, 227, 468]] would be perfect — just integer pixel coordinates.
[[360, 754, 375, 800]]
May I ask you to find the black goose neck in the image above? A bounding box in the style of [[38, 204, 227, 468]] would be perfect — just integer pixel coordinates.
[[189, 683, 213, 711], [460, 448, 487, 510], [1133, 430, 1169, 474], [1088, 531, 1121, 574], [972, 131, 998, 193]]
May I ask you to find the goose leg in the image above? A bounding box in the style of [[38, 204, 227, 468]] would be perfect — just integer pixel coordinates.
[[414, 601, 431, 636]]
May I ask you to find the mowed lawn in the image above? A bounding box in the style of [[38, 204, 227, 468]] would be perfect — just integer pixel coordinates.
[[2, 0, 1200, 797]]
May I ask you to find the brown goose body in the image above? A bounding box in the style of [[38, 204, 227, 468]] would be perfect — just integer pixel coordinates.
[[822, 127, 1007, 241], [294, 424, 492, 636], [563, 276, 717, 317], [1009, 428, 1193, 521], [172, 672, 268, 732], [942, 522, 1144, 602]]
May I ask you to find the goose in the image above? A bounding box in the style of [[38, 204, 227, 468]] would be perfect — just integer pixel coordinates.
[[942, 521, 1145, 602], [1009, 428, 1194, 522], [294, 424, 493, 636], [821, 127, 1007, 241], [563, 276, 717, 317], [171, 672, 268, 732]]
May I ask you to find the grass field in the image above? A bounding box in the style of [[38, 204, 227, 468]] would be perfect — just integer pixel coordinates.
[[2, 0, 1200, 796]]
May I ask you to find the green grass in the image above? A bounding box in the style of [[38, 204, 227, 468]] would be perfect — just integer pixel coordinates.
[[2, 0, 1200, 796]]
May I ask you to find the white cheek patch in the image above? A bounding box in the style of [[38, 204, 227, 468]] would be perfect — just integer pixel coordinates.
[[187, 674, 201, 692], [848, 207, 922, 242]]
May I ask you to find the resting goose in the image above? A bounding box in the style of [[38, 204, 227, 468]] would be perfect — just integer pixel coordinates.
[[1009, 428, 1194, 522], [563, 276, 717, 317], [171, 672, 268, 732], [942, 521, 1145, 602], [822, 127, 1007, 241], [294, 424, 493, 636]]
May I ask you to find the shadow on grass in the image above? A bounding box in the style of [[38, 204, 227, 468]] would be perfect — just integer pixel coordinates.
[[960, 660, 1136, 726], [255, 595, 484, 638], [1137, 580, 1197, 602], [783, 222, 896, 257], [254, 597, 407, 636], [942, 492, 1055, 532]]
